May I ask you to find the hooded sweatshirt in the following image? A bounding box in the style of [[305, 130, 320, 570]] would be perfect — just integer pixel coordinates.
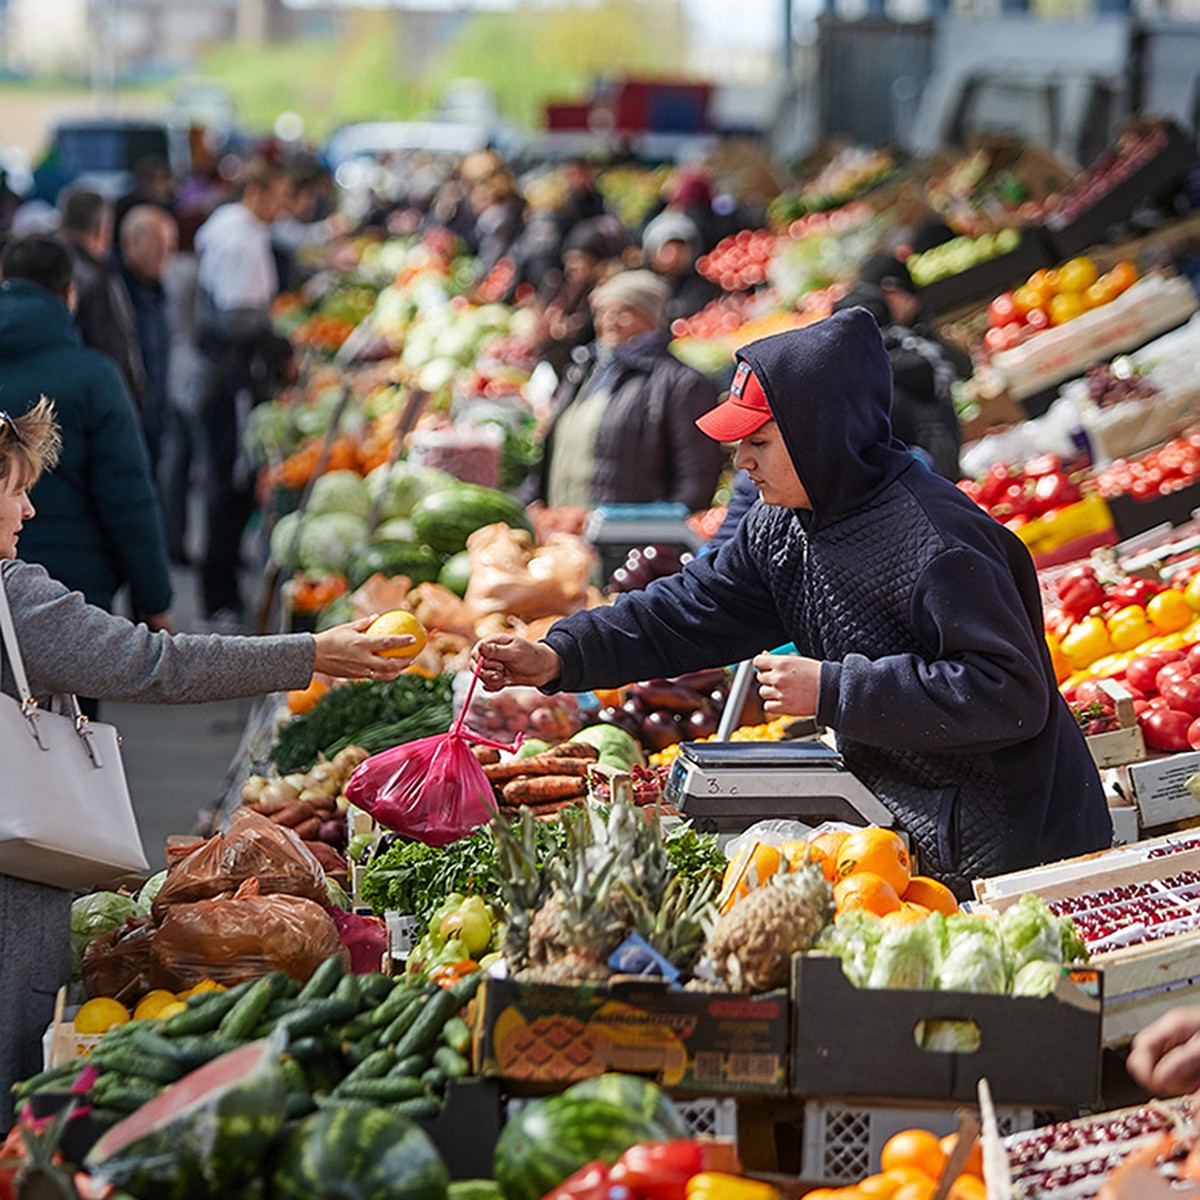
[[0, 279, 172, 615], [543, 308, 1110, 892]]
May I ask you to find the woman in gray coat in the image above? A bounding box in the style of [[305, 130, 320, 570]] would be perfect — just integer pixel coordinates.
[[0, 399, 416, 1120]]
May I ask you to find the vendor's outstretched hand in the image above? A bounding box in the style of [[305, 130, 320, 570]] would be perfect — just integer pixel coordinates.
[[753, 653, 822, 717], [1128, 1006, 1200, 1096], [473, 634, 561, 691], [312, 616, 417, 681]]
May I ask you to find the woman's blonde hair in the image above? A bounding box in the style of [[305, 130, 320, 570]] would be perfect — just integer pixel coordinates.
[[0, 397, 62, 488]]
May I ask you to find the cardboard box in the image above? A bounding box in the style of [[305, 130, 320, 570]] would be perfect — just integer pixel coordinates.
[[473, 975, 790, 1095], [790, 955, 1102, 1108], [1128, 751, 1200, 829]]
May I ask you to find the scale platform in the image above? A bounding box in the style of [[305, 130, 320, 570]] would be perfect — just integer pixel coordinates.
[[663, 740, 894, 835]]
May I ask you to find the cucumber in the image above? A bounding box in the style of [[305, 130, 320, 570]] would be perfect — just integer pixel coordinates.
[[161, 979, 256, 1036], [421, 1067, 446, 1093], [313, 1095, 376, 1112], [344, 1034, 381, 1068], [285, 1036, 328, 1062], [87, 1047, 183, 1086], [297, 955, 345, 1001], [392, 1054, 429, 1079], [13, 1060, 85, 1099], [333, 974, 362, 1005], [389, 1096, 441, 1120], [166, 1035, 240, 1071], [358, 973, 394, 1004], [94, 1082, 159, 1113], [280, 1057, 307, 1092], [380, 994, 426, 1045], [218, 975, 280, 1041], [440, 1015, 471, 1055], [433, 1045, 469, 1080], [392, 986, 463, 1061], [335, 1075, 426, 1103], [338, 1015, 373, 1043], [343, 1046, 395, 1084], [368, 983, 421, 1030], [274, 997, 358, 1038]]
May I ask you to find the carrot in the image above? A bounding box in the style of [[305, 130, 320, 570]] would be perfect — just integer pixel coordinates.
[[502, 776, 589, 805], [271, 801, 316, 829], [545, 742, 599, 760], [471, 746, 501, 765], [483, 757, 593, 783]]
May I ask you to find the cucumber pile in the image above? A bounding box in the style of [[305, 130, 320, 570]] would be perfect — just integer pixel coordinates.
[[16, 956, 479, 1127]]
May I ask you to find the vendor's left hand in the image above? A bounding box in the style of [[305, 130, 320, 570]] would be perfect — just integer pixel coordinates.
[[753, 653, 822, 717]]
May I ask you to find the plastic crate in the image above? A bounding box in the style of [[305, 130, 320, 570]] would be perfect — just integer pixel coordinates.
[[799, 1099, 1035, 1186]]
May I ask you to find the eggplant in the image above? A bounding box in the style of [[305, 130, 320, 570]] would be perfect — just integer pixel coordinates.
[[622, 696, 647, 720], [673, 668, 729, 694], [685, 708, 719, 738], [597, 706, 642, 738], [708, 687, 727, 713], [632, 680, 708, 713], [642, 710, 684, 752]]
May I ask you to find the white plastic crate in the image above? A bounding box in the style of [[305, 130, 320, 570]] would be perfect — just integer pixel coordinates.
[[799, 1099, 1035, 1186], [506, 1095, 737, 1140]]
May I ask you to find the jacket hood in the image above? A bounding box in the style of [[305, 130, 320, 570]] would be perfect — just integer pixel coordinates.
[[0, 280, 79, 357], [736, 307, 914, 529]]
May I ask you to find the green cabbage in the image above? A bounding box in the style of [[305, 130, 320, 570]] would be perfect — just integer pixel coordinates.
[[307, 469, 370, 521], [366, 462, 455, 522], [818, 909, 883, 987], [571, 723, 645, 771], [1012, 959, 1062, 998], [269, 511, 303, 567], [70, 892, 139, 979], [938, 915, 1009, 994], [135, 870, 167, 913], [999, 893, 1064, 973], [867, 922, 937, 990], [298, 512, 368, 575]]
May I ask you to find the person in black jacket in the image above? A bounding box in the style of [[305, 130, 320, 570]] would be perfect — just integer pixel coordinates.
[[479, 308, 1111, 895]]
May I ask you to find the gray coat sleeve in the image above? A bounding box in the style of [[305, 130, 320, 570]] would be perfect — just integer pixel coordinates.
[[1, 561, 314, 704]]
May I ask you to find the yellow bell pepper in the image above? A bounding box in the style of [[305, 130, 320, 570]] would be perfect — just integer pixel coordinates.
[[1148, 589, 1193, 635], [686, 1175, 781, 1200], [1106, 605, 1154, 651], [1186, 573, 1200, 612], [1046, 634, 1072, 683], [1088, 653, 1131, 678], [1061, 615, 1113, 670]]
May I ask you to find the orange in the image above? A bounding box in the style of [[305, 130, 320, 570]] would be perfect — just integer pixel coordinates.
[[903, 876, 959, 916], [882, 1169, 933, 1189], [881, 901, 931, 929], [948, 1178, 986, 1200], [893, 1182, 937, 1200], [835, 828, 911, 894], [856, 1176, 902, 1197], [881, 1130, 947, 1179], [781, 839, 815, 871], [939, 1133, 983, 1179], [810, 831, 849, 881], [287, 678, 328, 715], [722, 842, 783, 906], [834, 872, 901, 918], [799, 1191, 836, 1199], [366, 610, 428, 658]]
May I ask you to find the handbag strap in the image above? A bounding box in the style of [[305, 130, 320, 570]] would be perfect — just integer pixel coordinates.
[[0, 567, 99, 761]]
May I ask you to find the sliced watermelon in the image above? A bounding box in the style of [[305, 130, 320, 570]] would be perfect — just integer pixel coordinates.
[[271, 1107, 449, 1200], [86, 1040, 286, 1199]]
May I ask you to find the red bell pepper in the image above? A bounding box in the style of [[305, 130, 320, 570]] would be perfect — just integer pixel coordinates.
[[1110, 577, 1162, 609], [1029, 470, 1081, 515], [977, 464, 1014, 506], [1056, 565, 1105, 619], [608, 1141, 731, 1200], [1023, 453, 1063, 478], [544, 1162, 612, 1200]]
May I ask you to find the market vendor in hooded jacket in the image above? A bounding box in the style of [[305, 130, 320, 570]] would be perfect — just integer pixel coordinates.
[[474, 307, 1112, 896]]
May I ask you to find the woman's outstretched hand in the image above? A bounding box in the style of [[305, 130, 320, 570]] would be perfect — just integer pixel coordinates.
[[312, 616, 417, 680], [473, 633, 561, 690]]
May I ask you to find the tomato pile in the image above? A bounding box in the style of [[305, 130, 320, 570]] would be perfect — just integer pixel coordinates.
[[958, 454, 1082, 528], [1095, 436, 1200, 501], [669, 293, 758, 340], [696, 229, 777, 291]]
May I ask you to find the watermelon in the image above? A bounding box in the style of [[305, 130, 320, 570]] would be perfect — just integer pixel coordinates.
[[561, 1074, 688, 1139], [437, 550, 472, 598], [410, 485, 532, 557], [271, 1108, 449, 1200], [366, 462, 456, 521], [86, 1040, 286, 1200], [493, 1095, 669, 1200], [347, 542, 442, 589], [449, 1182, 504, 1200]]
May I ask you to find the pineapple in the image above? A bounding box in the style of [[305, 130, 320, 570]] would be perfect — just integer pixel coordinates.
[[489, 809, 551, 972], [703, 859, 834, 992]]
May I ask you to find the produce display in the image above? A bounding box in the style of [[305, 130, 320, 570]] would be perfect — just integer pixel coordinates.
[[1095, 435, 1200, 503], [906, 227, 1021, 286]]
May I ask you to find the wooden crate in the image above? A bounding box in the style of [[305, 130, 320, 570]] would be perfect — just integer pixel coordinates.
[[975, 832, 1200, 1046], [1087, 679, 1147, 769]]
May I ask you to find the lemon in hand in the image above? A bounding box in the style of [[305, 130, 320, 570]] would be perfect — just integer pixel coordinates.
[[366, 610, 427, 658], [75, 997, 131, 1034]]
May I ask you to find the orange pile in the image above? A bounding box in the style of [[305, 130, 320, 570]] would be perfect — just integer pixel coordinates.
[[829, 828, 959, 921], [803, 1130, 985, 1199]]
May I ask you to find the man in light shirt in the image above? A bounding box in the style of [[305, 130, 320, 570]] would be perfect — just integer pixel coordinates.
[[194, 160, 291, 630]]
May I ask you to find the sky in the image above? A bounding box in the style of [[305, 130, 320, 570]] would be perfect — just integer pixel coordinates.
[[684, 0, 784, 49]]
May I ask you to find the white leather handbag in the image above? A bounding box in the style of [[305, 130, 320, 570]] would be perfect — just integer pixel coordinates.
[[0, 571, 149, 890]]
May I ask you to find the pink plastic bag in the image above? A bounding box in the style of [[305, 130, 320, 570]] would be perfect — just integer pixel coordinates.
[[344, 663, 516, 846]]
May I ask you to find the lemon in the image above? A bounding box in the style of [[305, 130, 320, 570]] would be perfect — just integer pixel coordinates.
[[132, 989, 181, 1021], [366, 610, 427, 659], [181, 979, 226, 999], [74, 997, 131, 1035], [155, 1001, 188, 1020]]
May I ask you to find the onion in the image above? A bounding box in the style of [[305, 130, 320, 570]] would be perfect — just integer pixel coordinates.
[[260, 780, 301, 807], [319, 819, 345, 846], [241, 775, 269, 804]]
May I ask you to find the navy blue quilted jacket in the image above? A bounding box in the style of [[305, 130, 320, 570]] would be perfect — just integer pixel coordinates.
[[544, 308, 1111, 893]]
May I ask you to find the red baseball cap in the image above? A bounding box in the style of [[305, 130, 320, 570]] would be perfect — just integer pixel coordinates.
[[695, 361, 773, 442]]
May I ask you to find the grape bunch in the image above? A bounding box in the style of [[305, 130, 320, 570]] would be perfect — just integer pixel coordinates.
[[1084, 361, 1159, 409]]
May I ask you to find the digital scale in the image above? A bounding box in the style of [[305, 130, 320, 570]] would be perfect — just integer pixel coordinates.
[[663, 741, 895, 836]]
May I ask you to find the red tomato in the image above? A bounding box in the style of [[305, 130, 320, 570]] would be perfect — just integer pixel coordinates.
[[988, 292, 1022, 329], [1072, 680, 1117, 712], [1122, 680, 1146, 702], [1127, 654, 1171, 694], [1148, 696, 1171, 710], [1134, 699, 1153, 716], [1186, 644, 1200, 675], [1025, 307, 1051, 333], [1141, 708, 1195, 752], [1156, 662, 1194, 693], [1190, 718, 1200, 751], [1164, 675, 1200, 717]]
